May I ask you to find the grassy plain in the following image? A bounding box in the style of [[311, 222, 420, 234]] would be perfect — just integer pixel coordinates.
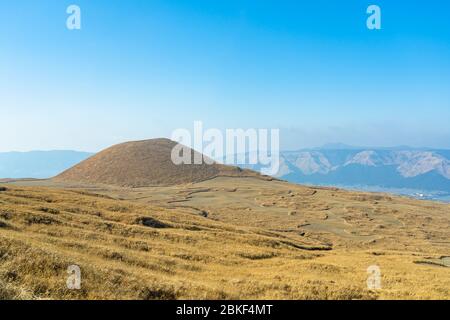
[[0, 177, 449, 299]]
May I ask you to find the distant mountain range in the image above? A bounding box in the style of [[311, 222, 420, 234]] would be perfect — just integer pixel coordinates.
[[239, 146, 450, 199], [0, 151, 92, 179], [1, 145, 450, 201]]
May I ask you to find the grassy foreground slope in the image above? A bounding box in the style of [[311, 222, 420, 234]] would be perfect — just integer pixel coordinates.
[[0, 184, 449, 300]]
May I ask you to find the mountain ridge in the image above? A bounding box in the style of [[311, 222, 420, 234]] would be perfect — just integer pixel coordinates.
[[2, 143, 450, 194], [240, 147, 450, 194]]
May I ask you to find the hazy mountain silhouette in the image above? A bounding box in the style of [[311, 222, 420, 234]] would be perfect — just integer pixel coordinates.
[[242, 146, 450, 193], [0, 150, 92, 179]]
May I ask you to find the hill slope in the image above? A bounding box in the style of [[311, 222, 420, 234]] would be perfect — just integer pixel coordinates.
[[54, 139, 262, 187], [1, 184, 449, 299]]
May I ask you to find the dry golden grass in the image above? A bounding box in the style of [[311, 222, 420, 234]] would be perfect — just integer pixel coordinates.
[[0, 179, 449, 300], [54, 139, 264, 187]]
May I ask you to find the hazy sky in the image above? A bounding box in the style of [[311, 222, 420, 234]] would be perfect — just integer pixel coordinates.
[[1, 0, 450, 152]]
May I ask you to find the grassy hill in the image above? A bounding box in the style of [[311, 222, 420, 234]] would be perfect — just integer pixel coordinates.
[[54, 139, 264, 187]]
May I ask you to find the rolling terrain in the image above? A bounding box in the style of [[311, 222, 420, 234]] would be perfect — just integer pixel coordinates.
[[0, 140, 449, 300], [3, 144, 450, 202], [55, 139, 264, 187]]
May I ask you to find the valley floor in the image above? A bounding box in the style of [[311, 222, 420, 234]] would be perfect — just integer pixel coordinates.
[[0, 178, 449, 299]]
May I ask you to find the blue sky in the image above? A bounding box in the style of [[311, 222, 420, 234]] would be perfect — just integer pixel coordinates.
[[1, 0, 450, 152]]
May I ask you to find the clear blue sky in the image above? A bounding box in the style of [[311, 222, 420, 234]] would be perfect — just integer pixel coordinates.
[[1, 0, 450, 152]]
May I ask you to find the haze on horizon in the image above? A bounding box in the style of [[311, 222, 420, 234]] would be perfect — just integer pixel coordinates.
[[1, 0, 450, 152]]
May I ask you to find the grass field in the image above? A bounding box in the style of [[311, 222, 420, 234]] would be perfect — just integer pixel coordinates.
[[1, 178, 449, 300]]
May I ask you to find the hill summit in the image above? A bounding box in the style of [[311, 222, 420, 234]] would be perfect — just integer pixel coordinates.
[[54, 138, 261, 187]]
